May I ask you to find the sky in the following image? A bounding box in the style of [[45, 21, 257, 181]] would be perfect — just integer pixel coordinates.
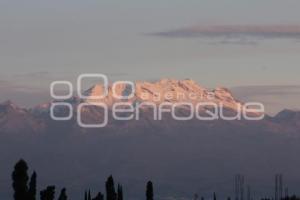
[[0, 0, 299, 114]]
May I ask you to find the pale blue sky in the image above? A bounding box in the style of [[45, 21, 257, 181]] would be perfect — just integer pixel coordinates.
[[0, 0, 300, 112]]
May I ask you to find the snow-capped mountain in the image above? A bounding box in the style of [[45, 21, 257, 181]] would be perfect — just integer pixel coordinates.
[[84, 79, 242, 111], [0, 79, 298, 134]]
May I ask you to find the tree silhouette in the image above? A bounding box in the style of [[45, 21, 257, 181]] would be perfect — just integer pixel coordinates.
[[117, 184, 123, 200], [58, 188, 67, 200], [88, 190, 92, 200], [85, 191, 88, 200], [92, 192, 104, 200], [15, 159, 300, 200], [106, 176, 117, 200], [146, 181, 153, 200], [28, 172, 37, 200], [12, 159, 29, 200], [40, 186, 55, 200]]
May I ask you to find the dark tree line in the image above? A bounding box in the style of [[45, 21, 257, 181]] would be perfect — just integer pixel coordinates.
[[13, 159, 300, 200], [12, 159, 153, 200], [12, 159, 67, 200]]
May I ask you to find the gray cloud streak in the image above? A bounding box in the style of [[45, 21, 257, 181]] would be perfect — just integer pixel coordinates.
[[149, 25, 300, 42]]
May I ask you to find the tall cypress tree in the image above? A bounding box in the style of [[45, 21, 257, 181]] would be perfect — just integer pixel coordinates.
[[58, 188, 67, 200], [28, 172, 37, 200], [213, 192, 217, 200], [84, 191, 88, 200], [88, 190, 92, 200], [12, 159, 29, 200], [117, 184, 123, 200], [105, 176, 116, 200], [146, 181, 153, 200]]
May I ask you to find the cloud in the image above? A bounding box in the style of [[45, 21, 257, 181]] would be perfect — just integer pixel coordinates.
[[148, 25, 300, 44]]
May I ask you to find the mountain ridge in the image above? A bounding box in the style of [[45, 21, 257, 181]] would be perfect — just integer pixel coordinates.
[[0, 79, 299, 134], [0, 81, 300, 200]]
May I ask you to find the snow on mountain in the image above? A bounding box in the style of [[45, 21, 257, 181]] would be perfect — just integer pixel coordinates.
[[0, 81, 299, 200], [84, 79, 243, 111], [0, 79, 299, 134]]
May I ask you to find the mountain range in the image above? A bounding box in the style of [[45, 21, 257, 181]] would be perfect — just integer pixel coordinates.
[[0, 79, 300, 200], [0, 79, 299, 134]]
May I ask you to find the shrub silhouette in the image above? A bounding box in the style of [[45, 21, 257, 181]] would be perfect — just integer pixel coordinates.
[[40, 186, 55, 200], [58, 188, 67, 200], [92, 192, 104, 200]]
